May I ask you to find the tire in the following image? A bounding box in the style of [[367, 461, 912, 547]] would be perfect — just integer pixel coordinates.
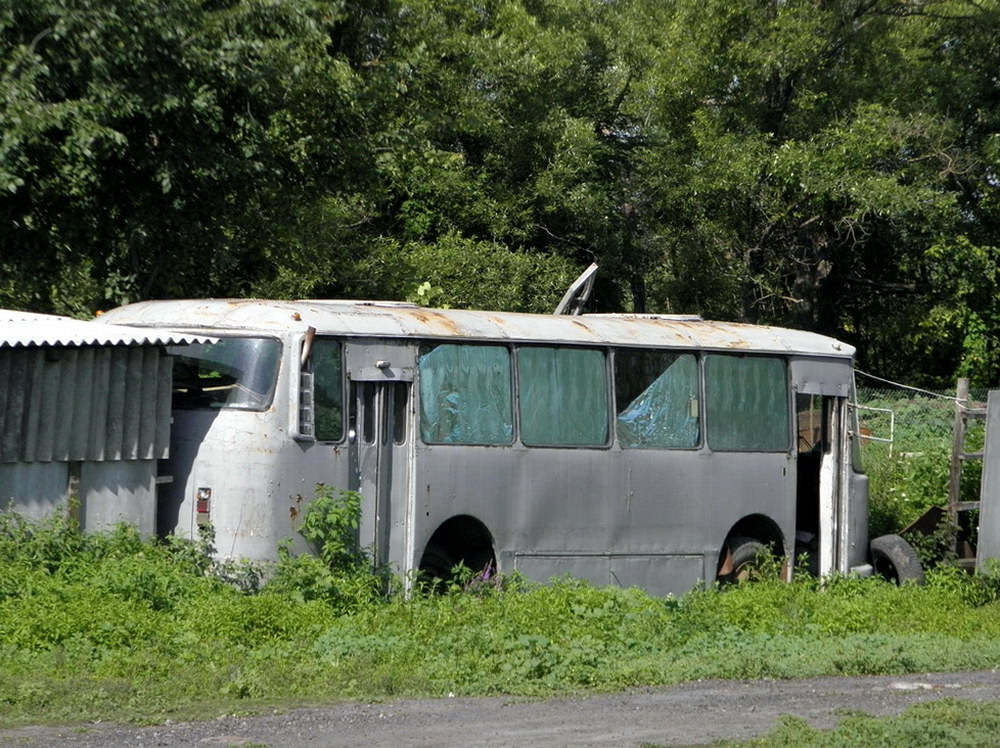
[[718, 536, 770, 584], [870, 533, 924, 585]]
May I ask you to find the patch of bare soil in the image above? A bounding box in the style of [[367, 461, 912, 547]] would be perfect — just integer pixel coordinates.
[[4, 670, 1000, 747]]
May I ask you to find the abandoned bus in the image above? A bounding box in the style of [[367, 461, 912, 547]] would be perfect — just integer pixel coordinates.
[[99, 299, 879, 596]]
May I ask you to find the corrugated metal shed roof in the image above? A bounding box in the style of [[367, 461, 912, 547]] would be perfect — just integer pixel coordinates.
[[98, 299, 855, 358], [0, 310, 215, 349]]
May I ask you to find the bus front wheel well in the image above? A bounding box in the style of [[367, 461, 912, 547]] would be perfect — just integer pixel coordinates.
[[716, 515, 786, 583], [418, 515, 496, 584]]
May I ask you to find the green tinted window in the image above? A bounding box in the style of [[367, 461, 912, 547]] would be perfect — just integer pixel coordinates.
[[519, 347, 608, 446], [313, 338, 343, 441], [615, 351, 699, 449], [419, 344, 513, 444], [705, 355, 789, 451]]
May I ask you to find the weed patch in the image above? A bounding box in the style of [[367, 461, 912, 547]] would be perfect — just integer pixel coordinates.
[[720, 699, 1000, 747], [5, 504, 1000, 726]]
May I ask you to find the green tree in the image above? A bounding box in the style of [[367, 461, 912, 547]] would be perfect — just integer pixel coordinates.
[[3, 0, 999, 386], [628, 0, 1000, 385], [0, 0, 365, 314]]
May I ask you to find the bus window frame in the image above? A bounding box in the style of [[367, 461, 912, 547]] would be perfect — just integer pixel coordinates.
[[169, 334, 283, 413], [611, 347, 702, 451], [514, 343, 613, 450], [310, 336, 347, 444], [417, 341, 516, 447], [703, 353, 792, 453]]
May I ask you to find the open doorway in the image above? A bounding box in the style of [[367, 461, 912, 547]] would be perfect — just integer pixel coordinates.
[[795, 393, 829, 576]]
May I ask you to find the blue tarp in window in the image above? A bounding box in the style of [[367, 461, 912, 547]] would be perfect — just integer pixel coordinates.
[[616, 352, 699, 449], [519, 347, 608, 446], [419, 344, 513, 444], [705, 355, 789, 451]]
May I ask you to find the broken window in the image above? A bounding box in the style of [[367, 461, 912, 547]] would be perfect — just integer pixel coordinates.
[[615, 351, 699, 449], [168, 337, 280, 411], [796, 393, 823, 453]]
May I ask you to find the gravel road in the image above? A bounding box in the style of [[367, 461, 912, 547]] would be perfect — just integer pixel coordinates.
[[4, 670, 1000, 747]]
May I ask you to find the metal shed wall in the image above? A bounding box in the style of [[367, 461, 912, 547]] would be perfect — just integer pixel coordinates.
[[0, 460, 157, 536], [0, 345, 171, 464]]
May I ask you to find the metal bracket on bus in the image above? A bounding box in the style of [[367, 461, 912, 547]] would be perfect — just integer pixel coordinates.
[[295, 369, 315, 439], [291, 329, 317, 441], [300, 326, 317, 366], [353, 366, 414, 382]]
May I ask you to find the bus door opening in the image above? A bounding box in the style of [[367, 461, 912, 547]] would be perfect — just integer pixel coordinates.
[[346, 346, 413, 571], [795, 393, 848, 576]]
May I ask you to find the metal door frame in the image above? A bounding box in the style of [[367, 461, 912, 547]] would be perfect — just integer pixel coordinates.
[[345, 341, 415, 572]]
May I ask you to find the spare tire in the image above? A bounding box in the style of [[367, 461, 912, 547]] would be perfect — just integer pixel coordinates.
[[870, 534, 924, 585]]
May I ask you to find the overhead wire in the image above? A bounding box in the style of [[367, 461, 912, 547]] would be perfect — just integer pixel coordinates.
[[854, 369, 964, 403]]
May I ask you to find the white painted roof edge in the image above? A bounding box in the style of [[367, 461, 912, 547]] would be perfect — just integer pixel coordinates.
[[0, 310, 216, 348]]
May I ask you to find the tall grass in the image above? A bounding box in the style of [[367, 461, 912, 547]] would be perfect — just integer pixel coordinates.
[[3, 501, 1000, 728]]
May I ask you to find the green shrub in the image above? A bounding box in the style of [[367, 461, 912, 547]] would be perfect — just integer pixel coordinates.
[[8, 493, 1000, 727], [265, 485, 384, 609], [298, 485, 366, 571], [863, 443, 951, 537], [857, 388, 990, 573]]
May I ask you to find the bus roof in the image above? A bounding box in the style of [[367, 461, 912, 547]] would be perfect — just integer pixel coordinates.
[[99, 299, 855, 358]]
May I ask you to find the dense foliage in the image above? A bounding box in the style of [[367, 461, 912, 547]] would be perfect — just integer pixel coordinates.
[[2, 0, 999, 386], [855, 385, 986, 567]]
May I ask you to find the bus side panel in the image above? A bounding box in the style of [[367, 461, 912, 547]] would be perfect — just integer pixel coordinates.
[[412, 443, 523, 558], [608, 555, 704, 596], [515, 447, 623, 553], [512, 554, 704, 597], [164, 418, 354, 562], [623, 449, 795, 557], [411, 444, 795, 596]]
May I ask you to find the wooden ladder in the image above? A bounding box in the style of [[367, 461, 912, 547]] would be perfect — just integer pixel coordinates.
[[949, 378, 988, 568]]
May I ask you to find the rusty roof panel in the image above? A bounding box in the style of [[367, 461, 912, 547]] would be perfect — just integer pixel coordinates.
[[0, 310, 215, 348], [98, 300, 855, 358]]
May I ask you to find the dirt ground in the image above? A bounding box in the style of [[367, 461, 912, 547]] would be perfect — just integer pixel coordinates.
[[4, 670, 1000, 747]]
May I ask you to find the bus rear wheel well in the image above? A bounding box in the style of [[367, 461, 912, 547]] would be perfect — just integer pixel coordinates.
[[716, 514, 786, 583], [418, 515, 496, 585]]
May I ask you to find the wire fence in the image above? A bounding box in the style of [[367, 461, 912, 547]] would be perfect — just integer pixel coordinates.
[[853, 376, 995, 538], [854, 376, 990, 457]]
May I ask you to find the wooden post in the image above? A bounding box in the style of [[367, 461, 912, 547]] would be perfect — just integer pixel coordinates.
[[949, 377, 969, 525]]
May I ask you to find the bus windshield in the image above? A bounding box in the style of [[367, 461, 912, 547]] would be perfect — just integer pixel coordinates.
[[167, 337, 280, 410]]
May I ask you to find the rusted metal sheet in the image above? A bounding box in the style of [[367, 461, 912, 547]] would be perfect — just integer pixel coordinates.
[[0, 308, 210, 464], [80, 461, 157, 534], [0, 460, 157, 534], [0, 310, 217, 536], [0, 463, 69, 513], [99, 300, 854, 359], [0, 346, 172, 463]]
